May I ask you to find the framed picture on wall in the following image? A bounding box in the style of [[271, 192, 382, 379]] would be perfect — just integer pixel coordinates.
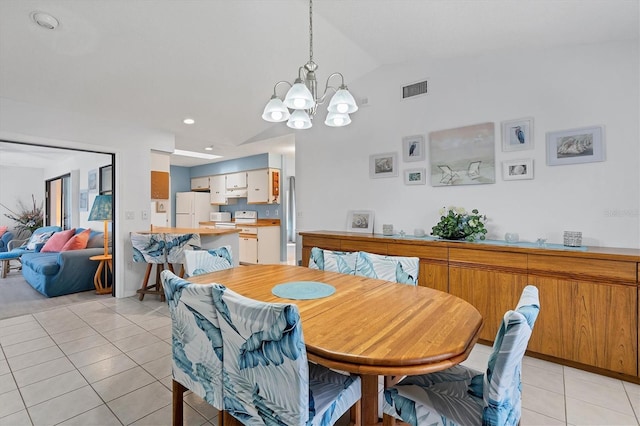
[[79, 189, 89, 212], [502, 159, 534, 181], [546, 125, 605, 166], [99, 165, 112, 194], [403, 168, 426, 185], [156, 201, 167, 213], [402, 135, 425, 162], [501, 117, 534, 151], [346, 210, 374, 234], [369, 152, 398, 178], [88, 169, 98, 193]]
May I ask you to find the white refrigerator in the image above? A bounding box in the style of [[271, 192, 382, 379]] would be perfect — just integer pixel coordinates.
[[175, 192, 216, 228]]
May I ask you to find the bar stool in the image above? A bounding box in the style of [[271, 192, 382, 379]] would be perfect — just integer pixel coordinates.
[[165, 233, 201, 278], [131, 232, 167, 301]]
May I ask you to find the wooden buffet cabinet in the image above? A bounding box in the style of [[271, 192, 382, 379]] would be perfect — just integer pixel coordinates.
[[300, 231, 640, 383]]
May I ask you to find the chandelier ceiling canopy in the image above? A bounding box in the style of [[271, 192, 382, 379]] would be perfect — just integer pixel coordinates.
[[262, 0, 358, 130]]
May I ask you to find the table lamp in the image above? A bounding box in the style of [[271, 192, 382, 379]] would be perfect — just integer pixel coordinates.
[[88, 194, 112, 256]]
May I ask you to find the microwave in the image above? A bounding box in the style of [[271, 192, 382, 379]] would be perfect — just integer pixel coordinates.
[[210, 212, 231, 222]]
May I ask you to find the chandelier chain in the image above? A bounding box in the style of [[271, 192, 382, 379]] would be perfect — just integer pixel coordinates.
[[309, 0, 313, 63]]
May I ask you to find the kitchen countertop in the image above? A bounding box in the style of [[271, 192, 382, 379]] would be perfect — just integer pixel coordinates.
[[137, 226, 240, 235], [199, 219, 280, 227]]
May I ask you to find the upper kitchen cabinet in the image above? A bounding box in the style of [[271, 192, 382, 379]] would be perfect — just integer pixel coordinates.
[[191, 176, 210, 191], [210, 174, 237, 205], [226, 172, 247, 190], [247, 168, 280, 204]]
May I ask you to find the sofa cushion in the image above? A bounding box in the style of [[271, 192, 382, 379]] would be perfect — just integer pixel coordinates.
[[87, 231, 109, 249], [21, 253, 61, 276], [41, 229, 76, 252], [26, 231, 55, 250], [62, 229, 91, 251]]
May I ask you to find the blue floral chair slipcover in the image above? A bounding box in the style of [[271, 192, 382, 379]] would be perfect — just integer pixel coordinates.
[[183, 246, 233, 277], [214, 284, 362, 425], [354, 252, 418, 285], [165, 233, 202, 265], [131, 232, 167, 300], [160, 270, 224, 424], [308, 247, 358, 274], [382, 285, 540, 426]]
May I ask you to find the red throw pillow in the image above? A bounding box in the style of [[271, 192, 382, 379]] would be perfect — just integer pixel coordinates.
[[41, 229, 76, 252], [61, 228, 91, 251], [0, 225, 7, 238]]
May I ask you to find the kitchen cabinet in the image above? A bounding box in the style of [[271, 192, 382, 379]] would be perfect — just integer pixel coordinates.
[[191, 176, 210, 191], [238, 225, 280, 264], [226, 172, 247, 189], [247, 168, 280, 204], [210, 175, 236, 205]]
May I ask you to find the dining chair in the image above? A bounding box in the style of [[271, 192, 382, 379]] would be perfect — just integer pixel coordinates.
[[213, 284, 362, 425], [382, 285, 540, 426], [183, 245, 233, 277], [160, 270, 224, 426], [131, 232, 167, 301], [308, 246, 358, 274], [165, 232, 201, 277], [438, 164, 460, 185], [354, 251, 419, 285]]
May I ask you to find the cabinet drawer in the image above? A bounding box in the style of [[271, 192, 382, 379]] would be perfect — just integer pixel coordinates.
[[340, 240, 387, 254], [388, 243, 448, 261], [528, 254, 636, 283], [303, 236, 342, 251], [449, 248, 527, 270]]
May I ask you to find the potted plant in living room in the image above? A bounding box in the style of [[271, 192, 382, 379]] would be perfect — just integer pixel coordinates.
[[431, 206, 487, 242], [0, 194, 44, 236]]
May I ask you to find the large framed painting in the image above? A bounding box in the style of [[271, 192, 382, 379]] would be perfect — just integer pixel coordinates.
[[429, 122, 496, 186]]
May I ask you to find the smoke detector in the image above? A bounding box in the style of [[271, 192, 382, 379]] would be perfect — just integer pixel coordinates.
[[30, 12, 59, 30]]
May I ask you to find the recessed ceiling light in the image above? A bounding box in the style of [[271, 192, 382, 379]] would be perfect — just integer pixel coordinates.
[[30, 12, 59, 30], [172, 149, 221, 160], [183, 118, 195, 125], [204, 146, 213, 151]]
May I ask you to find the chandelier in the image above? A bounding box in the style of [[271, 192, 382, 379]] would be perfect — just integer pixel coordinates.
[[261, 0, 358, 129]]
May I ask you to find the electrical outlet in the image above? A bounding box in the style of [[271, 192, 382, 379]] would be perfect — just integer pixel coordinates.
[[141, 210, 148, 220], [125, 211, 135, 220], [265, 210, 269, 217], [274, 209, 279, 216]]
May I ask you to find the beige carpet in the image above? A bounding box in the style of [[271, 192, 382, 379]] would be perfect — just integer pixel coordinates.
[[0, 269, 109, 320]]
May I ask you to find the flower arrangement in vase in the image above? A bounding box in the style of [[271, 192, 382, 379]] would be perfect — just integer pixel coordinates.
[[0, 194, 44, 234], [431, 206, 487, 242]]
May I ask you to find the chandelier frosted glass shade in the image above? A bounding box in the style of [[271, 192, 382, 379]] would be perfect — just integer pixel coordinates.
[[262, 96, 290, 122], [324, 112, 351, 127], [283, 79, 315, 110], [327, 87, 359, 114], [287, 110, 312, 129]]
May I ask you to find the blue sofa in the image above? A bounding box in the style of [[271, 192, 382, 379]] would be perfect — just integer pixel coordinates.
[[20, 229, 108, 297]]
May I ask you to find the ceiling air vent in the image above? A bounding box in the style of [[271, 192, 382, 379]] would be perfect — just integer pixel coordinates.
[[401, 79, 428, 100]]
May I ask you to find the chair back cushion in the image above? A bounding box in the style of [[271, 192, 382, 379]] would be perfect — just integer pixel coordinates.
[[184, 246, 233, 277], [165, 233, 201, 263], [213, 285, 309, 425], [354, 251, 419, 285], [308, 247, 357, 274], [482, 285, 540, 426], [131, 232, 166, 264], [160, 270, 224, 410]]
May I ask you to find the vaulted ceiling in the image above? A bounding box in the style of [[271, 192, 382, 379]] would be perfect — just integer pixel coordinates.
[[0, 0, 637, 166]]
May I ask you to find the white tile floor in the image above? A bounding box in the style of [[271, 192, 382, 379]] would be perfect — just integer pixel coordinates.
[[0, 296, 638, 426]]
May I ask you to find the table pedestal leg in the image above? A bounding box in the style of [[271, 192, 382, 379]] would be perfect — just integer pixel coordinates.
[[362, 374, 380, 426]]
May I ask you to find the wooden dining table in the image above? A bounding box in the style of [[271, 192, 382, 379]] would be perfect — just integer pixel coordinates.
[[188, 264, 483, 426]]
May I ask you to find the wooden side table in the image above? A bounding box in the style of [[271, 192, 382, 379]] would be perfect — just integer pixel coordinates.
[[90, 254, 112, 295]]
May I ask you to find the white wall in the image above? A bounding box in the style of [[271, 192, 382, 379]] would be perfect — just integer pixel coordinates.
[[0, 97, 175, 298], [296, 40, 640, 249], [0, 166, 45, 231]]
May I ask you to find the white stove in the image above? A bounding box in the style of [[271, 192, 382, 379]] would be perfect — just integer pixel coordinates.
[[214, 210, 257, 229]]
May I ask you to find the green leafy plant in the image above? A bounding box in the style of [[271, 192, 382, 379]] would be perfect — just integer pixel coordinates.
[[431, 206, 487, 241], [0, 194, 44, 233]]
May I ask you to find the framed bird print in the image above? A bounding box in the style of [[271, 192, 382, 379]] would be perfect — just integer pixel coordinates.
[[501, 117, 533, 152], [402, 135, 425, 162]]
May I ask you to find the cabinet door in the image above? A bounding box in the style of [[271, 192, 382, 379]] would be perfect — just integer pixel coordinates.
[[247, 169, 269, 203], [210, 175, 226, 204], [226, 172, 247, 189], [191, 176, 209, 191], [257, 226, 281, 264], [527, 275, 637, 376], [239, 236, 258, 264]]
